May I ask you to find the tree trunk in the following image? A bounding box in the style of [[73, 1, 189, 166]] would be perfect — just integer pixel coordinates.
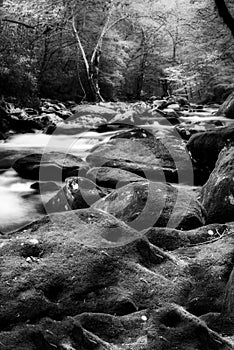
[[135, 28, 147, 99], [72, 15, 103, 102], [214, 0, 234, 38]]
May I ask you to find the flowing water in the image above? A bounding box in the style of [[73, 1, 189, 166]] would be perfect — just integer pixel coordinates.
[[0, 130, 117, 233], [0, 107, 225, 233]]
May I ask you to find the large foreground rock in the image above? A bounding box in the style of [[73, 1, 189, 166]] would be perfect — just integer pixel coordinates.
[[1, 213, 234, 348], [0, 208, 188, 330], [12, 152, 89, 181], [92, 181, 206, 230], [200, 146, 234, 224]]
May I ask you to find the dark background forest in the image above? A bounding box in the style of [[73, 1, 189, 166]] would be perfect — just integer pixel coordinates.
[[0, 0, 234, 105]]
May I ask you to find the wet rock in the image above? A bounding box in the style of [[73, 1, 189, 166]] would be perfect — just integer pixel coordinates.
[[30, 181, 61, 193], [110, 127, 154, 140], [176, 119, 225, 141], [12, 152, 89, 181], [222, 266, 234, 328], [0, 149, 40, 170], [176, 96, 189, 107], [109, 109, 142, 124], [216, 91, 234, 119], [91, 122, 133, 133], [87, 129, 192, 184], [45, 177, 108, 213], [92, 181, 207, 231], [87, 167, 145, 188], [8, 116, 43, 133], [0, 131, 7, 140], [71, 104, 117, 121], [45, 116, 107, 135], [186, 127, 234, 175], [200, 146, 234, 224], [37, 113, 64, 126]]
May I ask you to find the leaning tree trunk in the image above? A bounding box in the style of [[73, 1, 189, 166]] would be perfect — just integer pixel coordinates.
[[214, 0, 234, 38]]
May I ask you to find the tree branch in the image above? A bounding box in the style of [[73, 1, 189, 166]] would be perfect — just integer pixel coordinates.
[[2, 18, 35, 29]]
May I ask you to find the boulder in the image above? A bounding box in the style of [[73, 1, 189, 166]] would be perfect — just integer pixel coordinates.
[[87, 128, 193, 185], [216, 92, 234, 118], [176, 119, 225, 141], [91, 122, 133, 133], [45, 177, 108, 213], [200, 146, 234, 224], [12, 152, 89, 181], [8, 116, 43, 132], [92, 181, 206, 231], [0, 208, 184, 330], [45, 116, 107, 135], [30, 181, 61, 193], [87, 167, 145, 188], [186, 127, 234, 175], [0, 209, 234, 347], [109, 110, 142, 124], [0, 149, 40, 170], [71, 104, 117, 121]]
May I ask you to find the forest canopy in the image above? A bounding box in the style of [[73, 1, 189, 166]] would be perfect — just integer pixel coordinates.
[[0, 0, 234, 104]]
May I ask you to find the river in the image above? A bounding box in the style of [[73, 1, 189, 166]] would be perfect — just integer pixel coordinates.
[[0, 130, 117, 233], [0, 106, 227, 234]]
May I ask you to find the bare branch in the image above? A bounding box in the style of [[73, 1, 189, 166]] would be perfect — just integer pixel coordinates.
[[2, 18, 35, 29]]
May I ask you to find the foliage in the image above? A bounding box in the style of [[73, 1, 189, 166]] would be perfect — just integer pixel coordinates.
[[0, 0, 234, 103]]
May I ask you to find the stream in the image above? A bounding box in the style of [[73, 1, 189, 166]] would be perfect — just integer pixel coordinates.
[[0, 130, 117, 233], [0, 104, 229, 234]]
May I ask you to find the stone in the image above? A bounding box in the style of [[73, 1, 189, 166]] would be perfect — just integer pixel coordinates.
[[216, 91, 234, 118], [30, 181, 61, 193], [71, 104, 117, 121], [45, 116, 107, 135], [87, 167, 145, 188], [0, 149, 40, 170], [145, 223, 229, 251], [200, 146, 234, 224], [147, 304, 232, 350], [0, 208, 181, 330], [12, 152, 89, 181], [92, 181, 206, 231], [45, 177, 108, 213], [0, 210, 234, 347], [186, 127, 234, 174], [87, 128, 193, 185]]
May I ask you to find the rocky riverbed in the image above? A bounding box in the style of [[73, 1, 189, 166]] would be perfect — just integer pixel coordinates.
[[1, 96, 234, 349]]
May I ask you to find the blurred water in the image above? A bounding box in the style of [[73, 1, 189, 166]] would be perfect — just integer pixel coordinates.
[[0, 130, 117, 233]]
